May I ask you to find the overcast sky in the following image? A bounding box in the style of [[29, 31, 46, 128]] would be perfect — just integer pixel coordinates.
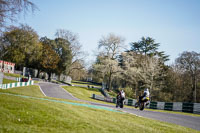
[[16, 0, 200, 65]]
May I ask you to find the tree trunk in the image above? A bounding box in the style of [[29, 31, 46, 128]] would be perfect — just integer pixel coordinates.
[[135, 83, 139, 99], [48, 72, 52, 81], [58, 74, 61, 81], [150, 76, 153, 101], [108, 73, 112, 91], [107, 68, 112, 91], [193, 75, 197, 103], [190, 75, 196, 102], [37, 69, 40, 78]]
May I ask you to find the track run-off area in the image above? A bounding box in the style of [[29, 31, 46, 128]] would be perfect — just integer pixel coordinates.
[[38, 82, 200, 131]]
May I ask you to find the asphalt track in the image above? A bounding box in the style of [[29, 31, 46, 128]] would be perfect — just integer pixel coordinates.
[[38, 82, 200, 131]]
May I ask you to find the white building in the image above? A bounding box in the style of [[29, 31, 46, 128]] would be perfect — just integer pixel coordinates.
[[0, 60, 15, 73]]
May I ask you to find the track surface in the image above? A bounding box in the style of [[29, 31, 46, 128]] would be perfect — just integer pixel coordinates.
[[39, 82, 200, 131]]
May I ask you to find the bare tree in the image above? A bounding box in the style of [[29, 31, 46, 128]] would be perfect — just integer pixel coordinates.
[[98, 33, 125, 59], [176, 51, 200, 102], [55, 29, 84, 60], [120, 51, 161, 99], [0, 0, 37, 29], [67, 60, 87, 80], [142, 56, 162, 100], [93, 33, 125, 90], [93, 55, 122, 91], [55, 29, 87, 76], [120, 52, 143, 97]]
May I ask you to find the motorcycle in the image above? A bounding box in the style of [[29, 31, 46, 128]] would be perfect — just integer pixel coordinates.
[[116, 95, 124, 108], [135, 96, 149, 111]]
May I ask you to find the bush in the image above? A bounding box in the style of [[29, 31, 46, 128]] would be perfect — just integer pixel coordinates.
[[118, 87, 135, 99]]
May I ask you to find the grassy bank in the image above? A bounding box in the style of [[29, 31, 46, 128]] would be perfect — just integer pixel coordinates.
[[63, 85, 200, 117], [4, 73, 21, 78], [0, 85, 44, 97], [62, 86, 103, 102], [0, 86, 199, 132], [71, 80, 101, 88], [3, 79, 17, 84]]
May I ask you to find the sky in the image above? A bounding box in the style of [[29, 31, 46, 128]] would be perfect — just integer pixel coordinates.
[[16, 0, 200, 65]]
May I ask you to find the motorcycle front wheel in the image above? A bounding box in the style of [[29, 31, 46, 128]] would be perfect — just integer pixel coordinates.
[[135, 102, 139, 108]]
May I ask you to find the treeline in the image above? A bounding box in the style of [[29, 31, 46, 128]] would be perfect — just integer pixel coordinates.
[[0, 24, 87, 80], [0, 0, 199, 103], [90, 33, 200, 103], [0, 0, 86, 80]]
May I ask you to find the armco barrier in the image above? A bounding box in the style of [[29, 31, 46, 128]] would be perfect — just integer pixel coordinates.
[[173, 102, 182, 111], [124, 99, 128, 105], [104, 97, 114, 103], [92, 94, 95, 99], [93, 94, 137, 106], [164, 102, 173, 111], [113, 98, 116, 103], [150, 102, 157, 109], [91, 94, 200, 114], [157, 102, 165, 110], [182, 103, 193, 113], [92, 94, 104, 101], [194, 103, 200, 114], [128, 99, 133, 106], [0, 80, 34, 89]]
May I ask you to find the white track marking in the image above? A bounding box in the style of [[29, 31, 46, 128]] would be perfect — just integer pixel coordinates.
[[38, 85, 46, 96]]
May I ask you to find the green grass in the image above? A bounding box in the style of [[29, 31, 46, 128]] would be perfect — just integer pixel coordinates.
[[3, 79, 17, 84], [52, 80, 62, 84], [62, 86, 127, 106], [146, 108, 200, 117], [0, 86, 199, 133], [71, 80, 101, 88], [33, 80, 39, 84], [107, 90, 118, 97], [63, 85, 200, 117], [0, 85, 44, 97], [62, 86, 103, 102], [4, 73, 22, 78]]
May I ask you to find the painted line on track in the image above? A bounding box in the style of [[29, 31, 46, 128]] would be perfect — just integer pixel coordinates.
[[38, 85, 46, 96], [0, 92, 124, 113]]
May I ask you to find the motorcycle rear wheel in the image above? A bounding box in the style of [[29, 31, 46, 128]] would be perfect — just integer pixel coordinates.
[[139, 102, 144, 110]]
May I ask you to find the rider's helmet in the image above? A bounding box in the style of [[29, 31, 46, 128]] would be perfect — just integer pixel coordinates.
[[121, 89, 125, 98], [144, 88, 149, 92]]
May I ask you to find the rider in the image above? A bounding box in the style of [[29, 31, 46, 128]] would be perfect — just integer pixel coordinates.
[[116, 89, 125, 107], [139, 88, 150, 105], [120, 89, 125, 101]]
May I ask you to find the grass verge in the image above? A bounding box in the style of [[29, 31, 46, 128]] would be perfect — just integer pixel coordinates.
[[71, 80, 101, 88], [33, 80, 40, 84], [62, 86, 103, 102], [3, 79, 17, 84], [145, 108, 200, 117], [63, 85, 200, 117], [62, 86, 118, 106], [0, 85, 44, 97], [4, 73, 21, 78], [0, 89, 199, 132]]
